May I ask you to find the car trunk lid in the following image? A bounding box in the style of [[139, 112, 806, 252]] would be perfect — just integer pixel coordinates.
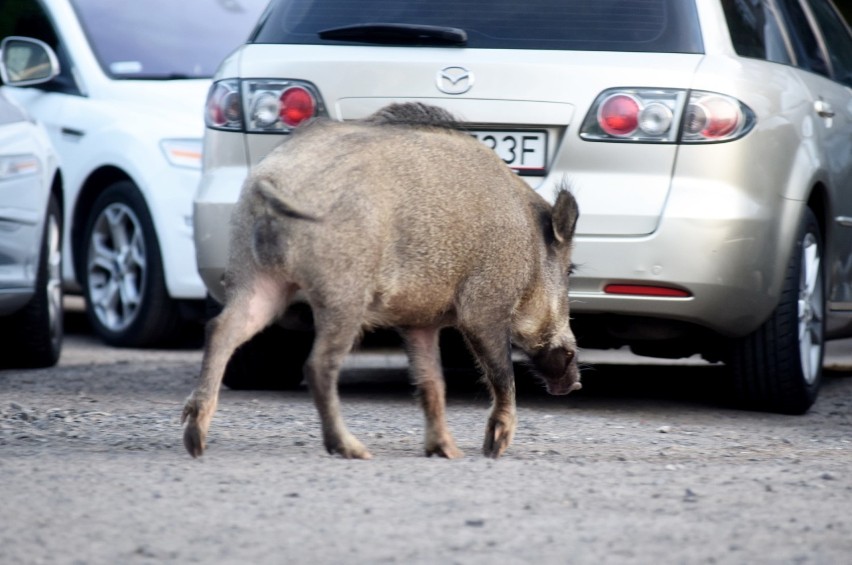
[[239, 45, 702, 236]]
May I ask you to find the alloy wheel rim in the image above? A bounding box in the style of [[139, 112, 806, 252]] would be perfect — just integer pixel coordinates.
[[86, 203, 146, 332], [46, 212, 63, 348], [797, 233, 823, 385]]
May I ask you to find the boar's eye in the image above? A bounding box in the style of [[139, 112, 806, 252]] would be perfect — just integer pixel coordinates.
[[567, 263, 578, 277]]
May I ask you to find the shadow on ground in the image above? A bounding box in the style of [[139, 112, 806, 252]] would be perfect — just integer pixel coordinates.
[[63, 303, 851, 414], [334, 360, 736, 412]]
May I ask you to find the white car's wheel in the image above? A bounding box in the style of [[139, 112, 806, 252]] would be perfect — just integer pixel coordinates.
[[82, 181, 181, 347], [730, 207, 824, 414], [0, 195, 63, 368]]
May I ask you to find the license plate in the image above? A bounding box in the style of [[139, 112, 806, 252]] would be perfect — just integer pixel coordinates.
[[470, 130, 547, 174]]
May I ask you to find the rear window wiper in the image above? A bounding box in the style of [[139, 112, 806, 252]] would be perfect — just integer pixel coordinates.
[[318, 23, 467, 46]]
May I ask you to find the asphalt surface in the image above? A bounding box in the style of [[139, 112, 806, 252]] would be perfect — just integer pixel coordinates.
[[1, 306, 851, 564]]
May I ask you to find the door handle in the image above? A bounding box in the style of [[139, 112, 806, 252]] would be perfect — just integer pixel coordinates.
[[814, 100, 835, 118], [61, 127, 85, 139]]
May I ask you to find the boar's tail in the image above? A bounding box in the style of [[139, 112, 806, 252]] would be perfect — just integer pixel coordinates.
[[249, 178, 319, 266], [366, 102, 459, 130], [254, 178, 321, 222]]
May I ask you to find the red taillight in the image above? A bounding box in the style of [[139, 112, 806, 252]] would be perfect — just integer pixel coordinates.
[[581, 88, 753, 143], [209, 79, 324, 133], [205, 80, 242, 130], [604, 284, 692, 298], [683, 95, 742, 140], [279, 87, 316, 127], [598, 94, 640, 137]]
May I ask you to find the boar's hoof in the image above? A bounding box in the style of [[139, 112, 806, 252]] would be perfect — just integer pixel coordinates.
[[325, 435, 373, 460], [181, 398, 206, 458], [425, 438, 464, 459], [482, 418, 516, 459], [183, 420, 206, 458]]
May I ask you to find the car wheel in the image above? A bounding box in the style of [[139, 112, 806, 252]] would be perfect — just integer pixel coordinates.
[[729, 207, 824, 414], [440, 328, 478, 370], [82, 181, 181, 347], [0, 194, 63, 368], [205, 296, 310, 390]]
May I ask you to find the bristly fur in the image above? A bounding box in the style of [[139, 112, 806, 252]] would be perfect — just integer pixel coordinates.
[[254, 178, 321, 222], [183, 101, 581, 462], [366, 102, 460, 129]]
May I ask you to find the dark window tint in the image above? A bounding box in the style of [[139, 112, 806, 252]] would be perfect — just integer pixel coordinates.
[[721, 0, 792, 64], [0, 0, 58, 46], [806, 0, 852, 86], [777, 0, 831, 76], [253, 0, 704, 53]]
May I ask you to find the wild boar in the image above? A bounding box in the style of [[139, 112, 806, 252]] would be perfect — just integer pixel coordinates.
[[182, 102, 581, 460]]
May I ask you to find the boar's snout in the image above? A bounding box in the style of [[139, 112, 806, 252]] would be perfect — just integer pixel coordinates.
[[531, 346, 581, 396]]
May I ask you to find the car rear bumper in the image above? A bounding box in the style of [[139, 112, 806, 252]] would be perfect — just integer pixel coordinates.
[[196, 160, 803, 339], [194, 164, 250, 304], [570, 178, 802, 338]]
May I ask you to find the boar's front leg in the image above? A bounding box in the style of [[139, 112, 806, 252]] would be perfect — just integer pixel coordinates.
[[307, 307, 372, 459], [462, 324, 517, 459], [402, 326, 463, 459], [182, 277, 293, 457]]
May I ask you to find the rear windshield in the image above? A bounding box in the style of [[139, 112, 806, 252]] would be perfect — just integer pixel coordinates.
[[252, 0, 704, 53]]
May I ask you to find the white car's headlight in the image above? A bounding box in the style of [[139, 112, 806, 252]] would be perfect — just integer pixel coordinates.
[[0, 154, 40, 180], [160, 139, 202, 169]]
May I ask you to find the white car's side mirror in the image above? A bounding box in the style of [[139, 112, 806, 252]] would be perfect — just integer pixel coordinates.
[[0, 36, 60, 87]]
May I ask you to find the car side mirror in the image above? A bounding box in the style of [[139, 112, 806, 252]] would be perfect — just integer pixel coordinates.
[[0, 36, 60, 87]]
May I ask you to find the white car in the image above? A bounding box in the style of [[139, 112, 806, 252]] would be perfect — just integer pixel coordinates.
[[195, 0, 852, 413], [0, 0, 267, 346], [0, 38, 62, 368]]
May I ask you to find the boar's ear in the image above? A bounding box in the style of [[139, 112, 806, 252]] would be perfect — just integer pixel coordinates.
[[552, 189, 579, 245]]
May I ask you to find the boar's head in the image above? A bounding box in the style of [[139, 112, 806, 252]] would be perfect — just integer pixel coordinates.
[[514, 188, 582, 396]]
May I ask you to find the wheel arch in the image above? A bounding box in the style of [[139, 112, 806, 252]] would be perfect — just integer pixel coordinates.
[[50, 169, 64, 217], [806, 181, 829, 244], [71, 166, 135, 283]]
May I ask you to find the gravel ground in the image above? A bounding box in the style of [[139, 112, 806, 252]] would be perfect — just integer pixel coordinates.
[[1, 327, 851, 564]]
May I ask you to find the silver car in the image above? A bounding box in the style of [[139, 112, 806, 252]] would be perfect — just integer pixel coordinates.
[[195, 0, 852, 413], [0, 38, 63, 368]]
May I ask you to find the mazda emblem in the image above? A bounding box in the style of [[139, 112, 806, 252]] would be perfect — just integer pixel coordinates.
[[436, 66, 474, 95]]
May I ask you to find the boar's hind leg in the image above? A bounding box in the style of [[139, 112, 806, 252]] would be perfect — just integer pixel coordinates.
[[402, 327, 463, 459], [182, 278, 294, 458], [307, 308, 372, 459], [462, 325, 517, 459]]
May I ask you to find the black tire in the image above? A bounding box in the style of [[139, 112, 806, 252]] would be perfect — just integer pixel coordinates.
[[81, 181, 181, 347], [222, 325, 313, 390], [205, 297, 311, 390], [0, 194, 63, 368], [729, 207, 824, 414], [440, 328, 478, 370]]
